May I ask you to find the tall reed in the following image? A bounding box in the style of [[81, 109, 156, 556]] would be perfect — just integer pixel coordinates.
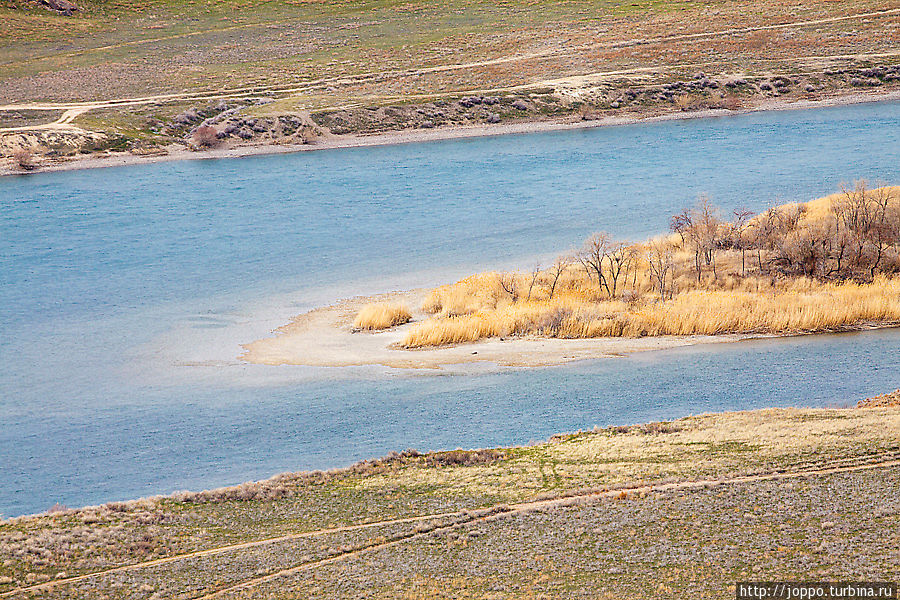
[[353, 303, 412, 330]]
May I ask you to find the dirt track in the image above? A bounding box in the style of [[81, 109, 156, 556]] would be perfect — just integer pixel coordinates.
[[2, 7, 898, 133], [5, 450, 898, 599]]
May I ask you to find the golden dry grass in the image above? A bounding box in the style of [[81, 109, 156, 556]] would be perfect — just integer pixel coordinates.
[[353, 303, 412, 330], [402, 187, 900, 347], [403, 276, 900, 346]]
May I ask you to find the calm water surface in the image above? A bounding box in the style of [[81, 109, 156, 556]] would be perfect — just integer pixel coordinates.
[[2, 101, 899, 516]]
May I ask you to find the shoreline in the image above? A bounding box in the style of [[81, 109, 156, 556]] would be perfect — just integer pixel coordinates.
[[3, 403, 896, 597], [238, 288, 744, 370], [3, 88, 899, 177], [3, 401, 897, 521]]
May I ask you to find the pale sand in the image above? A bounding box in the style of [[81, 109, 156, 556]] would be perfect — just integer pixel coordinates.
[[240, 289, 755, 369], [3, 88, 899, 177]]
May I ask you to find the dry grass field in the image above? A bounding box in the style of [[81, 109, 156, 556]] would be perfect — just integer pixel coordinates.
[[0, 404, 897, 598]]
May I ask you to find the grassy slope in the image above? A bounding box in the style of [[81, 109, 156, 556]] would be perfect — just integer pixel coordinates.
[[1, 0, 899, 164], [1, 0, 898, 106], [1, 405, 897, 598]]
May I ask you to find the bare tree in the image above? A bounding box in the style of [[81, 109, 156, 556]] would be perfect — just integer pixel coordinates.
[[731, 208, 754, 276], [833, 180, 898, 278], [696, 196, 723, 279], [578, 232, 612, 295], [577, 232, 635, 297], [819, 210, 851, 277], [525, 263, 541, 301], [606, 242, 635, 298], [864, 185, 895, 277], [746, 207, 774, 273], [678, 196, 723, 282], [497, 272, 520, 302], [545, 255, 571, 300], [647, 240, 674, 298], [670, 209, 691, 246]]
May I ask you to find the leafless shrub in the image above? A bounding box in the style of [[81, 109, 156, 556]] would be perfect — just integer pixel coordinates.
[[191, 125, 219, 148], [12, 148, 36, 171], [635, 421, 683, 435], [577, 103, 598, 120], [721, 94, 744, 111], [497, 272, 519, 301]]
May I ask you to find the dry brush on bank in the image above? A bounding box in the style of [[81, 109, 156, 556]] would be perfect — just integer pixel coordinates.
[[11, 147, 35, 171], [403, 183, 900, 347]]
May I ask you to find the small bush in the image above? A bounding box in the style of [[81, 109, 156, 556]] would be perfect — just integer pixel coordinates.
[[577, 104, 598, 121], [353, 303, 412, 330], [721, 94, 743, 111], [674, 94, 701, 111], [427, 448, 506, 467], [191, 125, 219, 148], [300, 126, 319, 144], [12, 148, 36, 171]]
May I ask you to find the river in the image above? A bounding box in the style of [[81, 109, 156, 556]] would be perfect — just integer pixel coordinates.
[[1, 101, 898, 516]]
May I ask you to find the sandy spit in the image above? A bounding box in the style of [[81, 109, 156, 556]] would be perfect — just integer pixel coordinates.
[[239, 289, 757, 370], [3, 89, 899, 177]]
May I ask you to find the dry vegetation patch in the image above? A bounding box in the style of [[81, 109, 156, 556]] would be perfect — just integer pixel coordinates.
[[353, 302, 412, 330], [858, 389, 900, 407], [404, 184, 900, 347], [11, 147, 36, 171]]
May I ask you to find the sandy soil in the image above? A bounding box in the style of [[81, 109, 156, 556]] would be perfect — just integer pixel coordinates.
[[3, 88, 899, 177], [240, 289, 753, 369]]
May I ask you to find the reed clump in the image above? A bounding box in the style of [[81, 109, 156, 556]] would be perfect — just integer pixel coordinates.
[[403, 183, 900, 347], [353, 303, 412, 330]]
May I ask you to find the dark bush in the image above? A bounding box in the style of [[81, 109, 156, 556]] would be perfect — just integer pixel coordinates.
[[428, 448, 506, 467], [12, 148, 36, 171]]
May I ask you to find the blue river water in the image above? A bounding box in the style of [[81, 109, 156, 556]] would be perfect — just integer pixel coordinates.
[[1, 101, 899, 517]]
